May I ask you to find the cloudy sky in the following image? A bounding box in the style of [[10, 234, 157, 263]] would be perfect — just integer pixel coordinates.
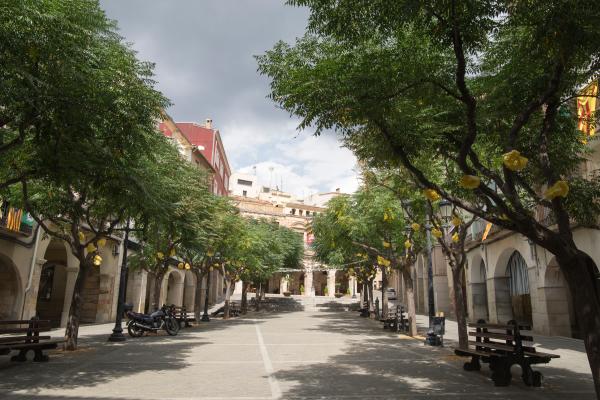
[[100, 0, 359, 198]]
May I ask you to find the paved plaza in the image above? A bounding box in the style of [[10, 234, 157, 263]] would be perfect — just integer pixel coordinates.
[[0, 298, 595, 400]]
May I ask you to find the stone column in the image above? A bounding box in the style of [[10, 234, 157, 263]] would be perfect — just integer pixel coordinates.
[[327, 270, 336, 297], [349, 276, 357, 298], [126, 269, 147, 313], [279, 276, 288, 294], [303, 270, 313, 297], [233, 280, 243, 295], [183, 275, 196, 311], [60, 266, 79, 327], [21, 258, 46, 320]]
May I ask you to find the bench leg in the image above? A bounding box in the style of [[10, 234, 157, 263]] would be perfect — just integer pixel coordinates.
[[33, 349, 49, 362], [463, 356, 481, 371], [521, 363, 543, 387], [490, 358, 512, 386], [11, 350, 28, 362]]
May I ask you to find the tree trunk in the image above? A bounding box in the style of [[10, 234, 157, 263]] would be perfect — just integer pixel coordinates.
[[255, 283, 261, 311], [558, 251, 600, 397], [402, 269, 418, 337], [152, 272, 164, 312], [381, 267, 389, 317], [64, 260, 88, 351], [241, 282, 248, 314], [367, 279, 375, 318], [450, 266, 469, 349], [223, 279, 232, 319], [194, 271, 205, 322]]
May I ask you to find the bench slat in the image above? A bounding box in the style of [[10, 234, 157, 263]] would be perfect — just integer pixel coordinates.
[[0, 339, 63, 351], [468, 322, 531, 330], [468, 340, 516, 352], [468, 332, 534, 342], [0, 335, 52, 344], [0, 327, 51, 334], [455, 348, 501, 358]]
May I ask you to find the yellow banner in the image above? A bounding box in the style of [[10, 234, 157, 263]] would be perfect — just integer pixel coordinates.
[[481, 222, 493, 242], [577, 81, 598, 137]]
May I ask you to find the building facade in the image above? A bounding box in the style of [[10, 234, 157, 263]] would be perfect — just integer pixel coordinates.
[[229, 176, 355, 297], [159, 118, 231, 196], [391, 81, 600, 339]]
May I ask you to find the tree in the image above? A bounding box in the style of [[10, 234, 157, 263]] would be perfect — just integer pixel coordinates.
[[19, 132, 177, 350], [259, 2, 600, 391], [311, 187, 424, 334], [128, 148, 215, 313], [0, 0, 168, 190]]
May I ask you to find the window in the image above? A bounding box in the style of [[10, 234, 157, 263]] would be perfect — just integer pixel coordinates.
[[237, 179, 253, 186], [291, 209, 296, 215], [306, 211, 310, 216], [299, 210, 303, 216], [242, 190, 247, 197]]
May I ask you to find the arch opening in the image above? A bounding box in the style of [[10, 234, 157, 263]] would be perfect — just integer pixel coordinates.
[[0, 257, 21, 320], [36, 239, 69, 327], [507, 251, 532, 326]]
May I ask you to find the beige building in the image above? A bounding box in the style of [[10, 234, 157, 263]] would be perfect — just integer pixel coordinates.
[[391, 84, 600, 339], [229, 182, 356, 297]]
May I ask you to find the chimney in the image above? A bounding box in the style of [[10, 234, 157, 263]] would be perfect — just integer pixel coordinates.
[[205, 118, 213, 129]]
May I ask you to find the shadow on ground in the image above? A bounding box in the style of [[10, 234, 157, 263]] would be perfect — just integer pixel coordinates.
[[274, 310, 595, 400]]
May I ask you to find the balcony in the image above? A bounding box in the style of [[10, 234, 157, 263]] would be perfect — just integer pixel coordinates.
[[0, 202, 33, 236]]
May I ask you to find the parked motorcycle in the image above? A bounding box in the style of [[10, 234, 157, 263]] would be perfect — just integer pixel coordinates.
[[125, 304, 180, 337]]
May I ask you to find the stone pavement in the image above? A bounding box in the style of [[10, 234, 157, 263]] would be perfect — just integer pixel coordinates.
[[0, 297, 594, 399]]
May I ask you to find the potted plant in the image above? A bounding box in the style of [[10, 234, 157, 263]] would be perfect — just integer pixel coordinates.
[[323, 286, 329, 296], [283, 291, 291, 297], [334, 292, 344, 298], [300, 284, 304, 295]]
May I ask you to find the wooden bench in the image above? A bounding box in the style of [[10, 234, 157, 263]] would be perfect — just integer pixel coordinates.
[[0, 318, 64, 362], [380, 305, 407, 332], [171, 306, 195, 328], [229, 302, 241, 317], [454, 319, 560, 387]]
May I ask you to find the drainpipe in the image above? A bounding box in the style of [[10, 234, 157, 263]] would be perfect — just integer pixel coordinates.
[[20, 224, 41, 319]]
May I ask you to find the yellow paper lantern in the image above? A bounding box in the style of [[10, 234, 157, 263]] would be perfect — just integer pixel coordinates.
[[86, 243, 97, 253], [97, 238, 107, 247], [432, 228, 443, 239], [78, 231, 85, 242], [383, 241, 391, 248], [209, 266, 214, 271], [207, 250, 214, 257], [459, 175, 481, 189], [93, 254, 102, 266], [156, 252, 164, 260], [411, 223, 421, 231], [452, 233, 460, 243], [452, 215, 462, 227], [177, 262, 184, 269], [404, 240, 412, 249], [377, 255, 391, 267], [543, 180, 569, 200], [423, 189, 441, 202], [503, 150, 529, 172], [170, 248, 176, 257], [185, 263, 191, 270]]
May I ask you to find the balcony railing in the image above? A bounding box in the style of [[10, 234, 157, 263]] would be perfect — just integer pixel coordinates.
[[0, 202, 33, 236]]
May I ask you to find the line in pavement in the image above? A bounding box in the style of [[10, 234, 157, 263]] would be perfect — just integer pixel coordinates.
[[254, 321, 282, 400]]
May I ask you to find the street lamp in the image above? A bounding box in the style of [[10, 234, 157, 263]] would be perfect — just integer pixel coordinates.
[[438, 200, 453, 221], [108, 217, 142, 342]]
